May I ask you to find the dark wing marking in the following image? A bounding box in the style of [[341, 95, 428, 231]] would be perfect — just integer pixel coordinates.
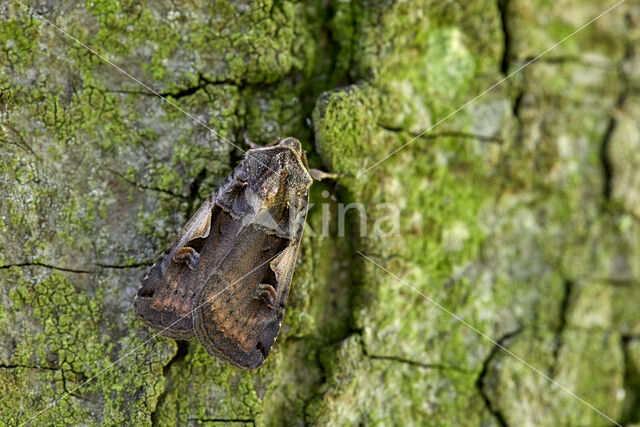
[[134, 200, 235, 339], [192, 193, 308, 368]]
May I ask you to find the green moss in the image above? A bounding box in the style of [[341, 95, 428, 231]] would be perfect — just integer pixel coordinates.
[[0, 269, 174, 424], [153, 342, 261, 425], [308, 334, 486, 426], [83, 0, 314, 86], [1, 0, 639, 425], [0, 16, 40, 69], [622, 340, 640, 424], [485, 328, 624, 425], [508, 0, 628, 63], [313, 84, 382, 176]]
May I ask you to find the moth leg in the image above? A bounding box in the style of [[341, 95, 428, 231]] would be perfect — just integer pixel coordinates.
[[173, 246, 200, 270], [253, 283, 278, 309], [308, 169, 351, 181]]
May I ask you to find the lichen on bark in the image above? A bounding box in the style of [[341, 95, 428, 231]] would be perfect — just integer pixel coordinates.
[[1, 0, 639, 425]]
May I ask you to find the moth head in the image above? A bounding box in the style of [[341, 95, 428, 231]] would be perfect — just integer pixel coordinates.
[[275, 137, 312, 188], [276, 137, 304, 157], [244, 137, 312, 204]]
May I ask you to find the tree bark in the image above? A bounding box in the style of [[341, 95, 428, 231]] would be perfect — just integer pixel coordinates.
[[1, 1, 639, 425]]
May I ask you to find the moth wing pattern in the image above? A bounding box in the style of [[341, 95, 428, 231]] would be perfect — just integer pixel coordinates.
[[192, 140, 312, 368], [135, 138, 313, 367], [134, 183, 227, 339], [191, 201, 308, 368]]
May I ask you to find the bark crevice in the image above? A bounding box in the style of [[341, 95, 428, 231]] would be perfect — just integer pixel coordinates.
[[475, 328, 522, 427], [620, 335, 640, 424], [151, 340, 189, 424], [599, 94, 625, 201], [0, 262, 95, 274], [497, 0, 511, 75], [550, 279, 573, 377], [107, 168, 188, 201], [365, 352, 470, 373], [93, 261, 153, 269], [187, 418, 255, 426], [379, 125, 503, 144]]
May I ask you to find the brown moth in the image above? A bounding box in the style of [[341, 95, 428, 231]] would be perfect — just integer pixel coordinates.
[[134, 137, 330, 368]]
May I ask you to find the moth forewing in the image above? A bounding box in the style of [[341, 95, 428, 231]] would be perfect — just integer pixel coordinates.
[[133, 194, 217, 339], [134, 138, 313, 368], [192, 141, 311, 368]]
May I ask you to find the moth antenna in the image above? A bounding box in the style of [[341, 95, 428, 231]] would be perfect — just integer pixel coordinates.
[[308, 169, 352, 181]]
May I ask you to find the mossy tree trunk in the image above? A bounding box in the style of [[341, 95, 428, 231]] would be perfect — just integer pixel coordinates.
[[1, 1, 639, 425]]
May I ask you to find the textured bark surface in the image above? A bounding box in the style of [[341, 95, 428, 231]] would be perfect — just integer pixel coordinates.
[[1, 0, 639, 425]]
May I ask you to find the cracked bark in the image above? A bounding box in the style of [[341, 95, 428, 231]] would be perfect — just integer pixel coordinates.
[[188, 419, 255, 426], [151, 341, 189, 425], [107, 168, 188, 201], [497, 0, 511, 75], [379, 124, 503, 144], [520, 55, 613, 68], [0, 260, 153, 272], [599, 93, 626, 201], [475, 328, 522, 427], [357, 330, 470, 373], [93, 261, 154, 269], [59, 368, 90, 402], [3, 1, 637, 424], [0, 363, 59, 371], [0, 364, 89, 401], [365, 353, 471, 373], [600, 11, 634, 203], [621, 335, 640, 424], [104, 73, 253, 98], [0, 262, 95, 274], [550, 279, 573, 378]]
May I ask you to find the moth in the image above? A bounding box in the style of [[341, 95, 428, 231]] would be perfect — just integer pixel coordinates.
[[134, 137, 334, 368]]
